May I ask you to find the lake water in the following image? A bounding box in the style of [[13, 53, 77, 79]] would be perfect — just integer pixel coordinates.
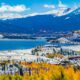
[[0, 39, 47, 50]]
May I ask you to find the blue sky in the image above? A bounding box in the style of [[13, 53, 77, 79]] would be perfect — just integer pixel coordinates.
[[0, 0, 80, 19], [0, 0, 79, 5], [0, 0, 79, 6]]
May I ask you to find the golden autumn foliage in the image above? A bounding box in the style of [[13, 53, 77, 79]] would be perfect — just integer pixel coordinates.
[[21, 62, 80, 80], [0, 62, 80, 80], [46, 53, 64, 58]]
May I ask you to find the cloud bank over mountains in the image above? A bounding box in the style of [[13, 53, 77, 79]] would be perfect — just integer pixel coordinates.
[[0, 0, 80, 19]]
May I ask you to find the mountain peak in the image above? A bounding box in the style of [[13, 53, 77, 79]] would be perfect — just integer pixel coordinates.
[[0, 11, 80, 34]]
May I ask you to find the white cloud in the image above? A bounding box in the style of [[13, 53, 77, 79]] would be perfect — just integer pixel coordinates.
[[0, 4, 30, 12], [0, 3, 30, 19], [44, 4, 55, 8]]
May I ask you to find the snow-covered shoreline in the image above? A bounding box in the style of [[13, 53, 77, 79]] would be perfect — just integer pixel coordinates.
[[0, 48, 33, 55], [0, 48, 35, 61], [61, 45, 80, 51]]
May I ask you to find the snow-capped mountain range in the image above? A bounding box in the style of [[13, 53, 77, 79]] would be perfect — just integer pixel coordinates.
[[0, 2, 80, 34], [0, 0, 80, 20]]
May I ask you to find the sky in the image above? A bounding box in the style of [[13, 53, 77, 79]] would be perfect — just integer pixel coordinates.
[[0, 0, 80, 19]]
